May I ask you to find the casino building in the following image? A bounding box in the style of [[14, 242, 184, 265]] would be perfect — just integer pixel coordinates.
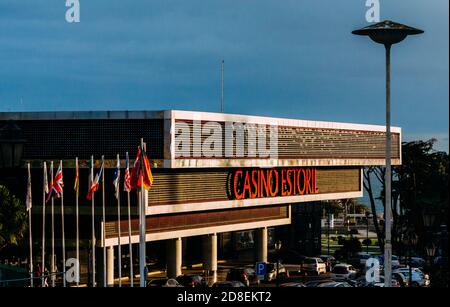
[[0, 110, 401, 285]]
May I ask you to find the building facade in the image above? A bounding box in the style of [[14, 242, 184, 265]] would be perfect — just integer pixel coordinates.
[[0, 110, 401, 285]]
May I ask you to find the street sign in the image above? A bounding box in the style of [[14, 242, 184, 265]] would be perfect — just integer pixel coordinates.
[[255, 262, 267, 279]]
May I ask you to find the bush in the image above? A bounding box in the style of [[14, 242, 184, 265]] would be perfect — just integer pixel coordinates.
[[362, 238, 372, 246], [349, 228, 359, 235]]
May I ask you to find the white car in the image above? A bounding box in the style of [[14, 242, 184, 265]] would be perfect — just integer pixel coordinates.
[[330, 264, 357, 280], [301, 257, 327, 275], [393, 268, 430, 287]]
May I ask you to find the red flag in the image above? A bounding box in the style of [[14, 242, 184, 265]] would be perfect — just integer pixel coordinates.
[[129, 145, 153, 191]]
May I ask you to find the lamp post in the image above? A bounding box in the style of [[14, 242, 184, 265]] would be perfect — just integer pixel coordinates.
[[274, 240, 282, 287], [352, 20, 423, 287], [365, 212, 371, 254], [425, 243, 436, 269], [403, 230, 418, 286]]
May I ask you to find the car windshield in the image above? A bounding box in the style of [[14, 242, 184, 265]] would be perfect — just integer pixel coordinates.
[[317, 258, 324, 263], [304, 258, 316, 264]]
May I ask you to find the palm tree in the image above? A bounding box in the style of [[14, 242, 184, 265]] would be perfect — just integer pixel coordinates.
[[0, 185, 28, 252]]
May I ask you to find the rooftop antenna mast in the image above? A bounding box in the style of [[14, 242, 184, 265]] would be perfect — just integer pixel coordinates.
[[221, 60, 224, 113]]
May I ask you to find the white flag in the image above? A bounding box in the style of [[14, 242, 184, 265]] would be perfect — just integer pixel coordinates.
[[26, 164, 32, 211], [43, 162, 49, 194]]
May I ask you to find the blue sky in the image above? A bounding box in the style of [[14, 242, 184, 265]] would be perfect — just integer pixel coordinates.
[[0, 0, 448, 151]]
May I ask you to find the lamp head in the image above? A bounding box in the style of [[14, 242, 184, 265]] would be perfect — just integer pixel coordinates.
[[352, 20, 424, 46]]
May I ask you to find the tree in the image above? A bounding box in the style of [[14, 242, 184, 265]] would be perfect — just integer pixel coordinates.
[[396, 139, 449, 252], [363, 139, 449, 258], [0, 185, 27, 252]]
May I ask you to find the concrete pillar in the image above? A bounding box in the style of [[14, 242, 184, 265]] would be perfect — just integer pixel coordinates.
[[106, 246, 114, 287], [166, 238, 182, 278], [255, 227, 268, 263], [203, 233, 218, 285]]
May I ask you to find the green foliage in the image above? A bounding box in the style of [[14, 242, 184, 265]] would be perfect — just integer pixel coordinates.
[[0, 185, 27, 252], [334, 237, 362, 260]]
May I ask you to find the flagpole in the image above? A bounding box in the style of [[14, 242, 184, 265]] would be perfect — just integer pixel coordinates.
[[102, 155, 106, 287], [91, 155, 96, 287], [114, 154, 121, 287], [50, 161, 55, 287], [139, 138, 146, 287], [42, 162, 47, 287], [60, 160, 66, 287], [75, 157, 80, 287], [126, 151, 133, 287], [27, 163, 33, 287]]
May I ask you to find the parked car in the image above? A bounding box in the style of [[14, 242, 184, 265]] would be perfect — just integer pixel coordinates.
[[175, 274, 207, 287], [301, 257, 327, 275], [212, 281, 246, 287], [354, 275, 400, 287], [280, 282, 306, 287], [330, 264, 357, 280], [392, 272, 409, 287], [226, 267, 260, 287], [147, 278, 183, 287], [304, 279, 333, 287], [410, 257, 426, 268], [316, 281, 353, 287], [393, 268, 430, 287], [377, 255, 400, 267], [319, 255, 337, 272], [265, 263, 289, 282]]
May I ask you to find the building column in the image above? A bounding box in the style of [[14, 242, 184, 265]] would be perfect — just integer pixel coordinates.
[[255, 227, 268, 263], [203, 233, 218, 285], [106, 246, 114, 287], [166, 238, 182, 278]]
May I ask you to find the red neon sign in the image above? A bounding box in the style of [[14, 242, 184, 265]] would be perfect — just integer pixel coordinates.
[[231, 168, 319, 200]]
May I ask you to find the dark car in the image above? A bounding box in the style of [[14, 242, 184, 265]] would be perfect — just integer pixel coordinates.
[[175, 275, 207, 287], [147, 278, 183, 287], [226, 267, 259, 287], [212, 281, 246, 287]]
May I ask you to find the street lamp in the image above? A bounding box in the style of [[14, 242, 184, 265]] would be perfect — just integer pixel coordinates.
[[0, 121, 25, 168], [352, 20, 424, 287], [274, 240, 282, 287], [423, 212, 436, 228], [365, 212, 371, 254]]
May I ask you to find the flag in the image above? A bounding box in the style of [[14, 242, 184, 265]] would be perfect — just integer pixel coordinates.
[[123, 152, 131, 192], [113, 156, 120, 199], [87, 160, 104, 201], [74, 158, 79, 197], [130, 144, 153, 191], [26, 164, 32, 211], [46, 162, 63, 202], [129, 146, 141, 190], [43, 163, 49, 194], [141, 146, 153, 190]]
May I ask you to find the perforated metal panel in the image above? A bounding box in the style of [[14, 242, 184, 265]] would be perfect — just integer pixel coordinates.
[[5, 119, 164, 159], [174, 120, 400, 160]]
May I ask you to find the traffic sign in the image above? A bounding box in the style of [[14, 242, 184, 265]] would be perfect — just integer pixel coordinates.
[[255, 262, 267, 279]]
